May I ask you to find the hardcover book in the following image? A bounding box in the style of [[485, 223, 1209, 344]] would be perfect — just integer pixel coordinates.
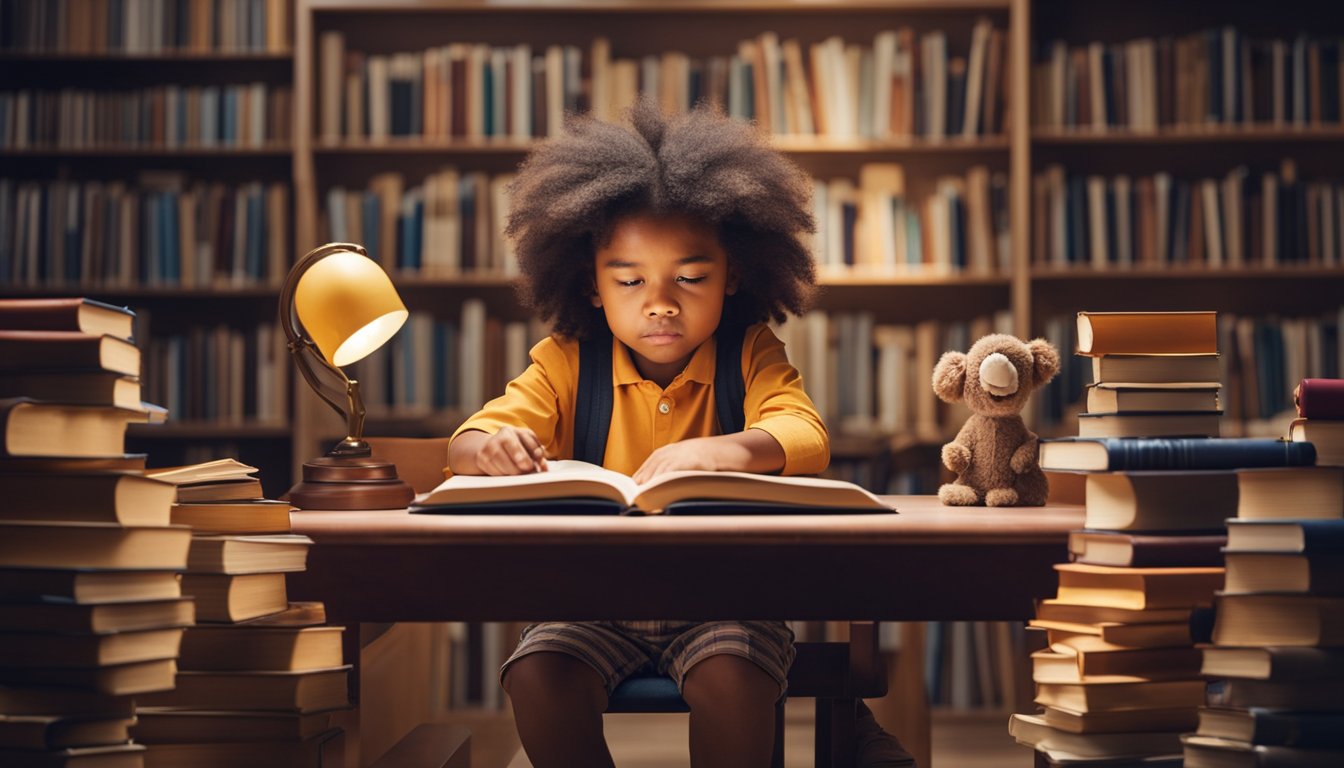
[[1082, 472, 1237, 532], [1076, 311, 1218, 356], [1236, 467, 1344, 521], [0, 472, 176, 526], [1199, 646, 1344, 681], [1089, 354, 1220, 386], [1069, 531, 1227, 567], [414, 460, 895, 515], [1225, 519, 1344, 553], [0, 331, 140, 377], [0, 399, 148, 458], [1196, 708, 1344, 749], [1211, 593, 1344, 646], [1290, 418, 1344, 467], [1040, 437, 1315, 473], [1076, 410, 1222, 439], [1294, 378, 1344, 420], [1086, 384, 1220, 414], [1054, 563, 1224, 610], [0, 298, 135, 340]]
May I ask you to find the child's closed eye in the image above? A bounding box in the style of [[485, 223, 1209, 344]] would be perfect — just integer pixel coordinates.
[[676, 275, 707, 284]]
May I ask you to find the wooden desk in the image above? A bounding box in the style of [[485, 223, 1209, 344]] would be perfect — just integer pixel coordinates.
[[288, 496, 1083, 765]]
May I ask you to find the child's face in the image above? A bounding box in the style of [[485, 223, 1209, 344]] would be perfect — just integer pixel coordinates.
[[592, 211, 736, 387]]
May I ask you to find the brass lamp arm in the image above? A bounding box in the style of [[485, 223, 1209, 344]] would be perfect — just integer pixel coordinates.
[[280, 243, 371, 457]]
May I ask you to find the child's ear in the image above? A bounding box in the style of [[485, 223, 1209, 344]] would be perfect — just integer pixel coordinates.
[[726, 266, 739, 296], [591, 292, 603, 308]]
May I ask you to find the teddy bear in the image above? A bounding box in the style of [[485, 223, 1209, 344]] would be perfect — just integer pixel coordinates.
[[931, 334, 1060, 507]]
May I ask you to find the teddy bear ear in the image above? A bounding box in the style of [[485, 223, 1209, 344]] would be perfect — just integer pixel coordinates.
[[1027, 338, 1061, 386], [931, 351, 967, 403]]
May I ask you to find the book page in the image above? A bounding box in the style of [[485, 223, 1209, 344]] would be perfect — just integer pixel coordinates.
[[147, 459, 259, 485], [417, 460, 640, 507], [631, 470, 890, 513]]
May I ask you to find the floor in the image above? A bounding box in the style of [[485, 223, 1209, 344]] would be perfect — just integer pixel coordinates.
[[476, 702, 1030, 768]]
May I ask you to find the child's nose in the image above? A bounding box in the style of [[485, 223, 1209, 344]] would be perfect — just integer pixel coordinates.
[[644, 287, 679, 317]]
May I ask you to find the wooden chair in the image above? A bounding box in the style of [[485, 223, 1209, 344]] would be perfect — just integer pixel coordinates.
[[368, 437, 889, 768]]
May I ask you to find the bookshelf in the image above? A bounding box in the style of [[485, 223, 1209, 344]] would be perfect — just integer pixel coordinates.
[[1027, 0, 1344, 441], [289, 0, 1031, 482], [0, 0, 298, 497], [3, 0, 1339, 495]]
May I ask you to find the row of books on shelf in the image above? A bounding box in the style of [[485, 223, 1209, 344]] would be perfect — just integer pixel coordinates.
[[0, 0, 291, 55], [318, 19, 1008, 143], [1034, 308, 1344, 429], [838, 163, 1009, 275], [318, 162, 1012, 281], [0, 84, 293, 150], [140, 320, 289, 424], [1032, 28, 1344, 132], [345, 303, 539, 421], [1032, 161, 1344, 272], [0, 177, 291, 288], [323, 169, 518, 278]]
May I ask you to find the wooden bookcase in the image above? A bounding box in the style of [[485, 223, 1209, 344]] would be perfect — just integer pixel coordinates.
[[0, 1, 298, 497], [288, 0, 1033, 482], [5, 0, 1342, 518]]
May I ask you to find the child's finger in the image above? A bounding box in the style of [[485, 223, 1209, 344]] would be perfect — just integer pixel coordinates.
[[518, 430, 547, 471]]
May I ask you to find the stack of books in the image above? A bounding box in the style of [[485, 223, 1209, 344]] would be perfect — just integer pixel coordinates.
[[131, 460, 347, 767], [1013, 310, 1320, 767], [1074, 311, 1222, 439], [1180, 468, 1344, 765], [0, 298, 190, 766], [1290, 378, 1344, 467]]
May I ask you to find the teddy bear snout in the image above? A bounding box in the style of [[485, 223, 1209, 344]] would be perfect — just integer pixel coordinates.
[[979, 352, 1019, 396]]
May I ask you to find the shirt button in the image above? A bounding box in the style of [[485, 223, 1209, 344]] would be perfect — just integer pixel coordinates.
[[658, 401, 671, 414]]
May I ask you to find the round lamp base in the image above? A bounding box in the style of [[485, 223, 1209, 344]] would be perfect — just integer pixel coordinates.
[[287, 456, 415, 510]]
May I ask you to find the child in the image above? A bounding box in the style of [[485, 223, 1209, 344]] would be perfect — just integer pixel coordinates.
[[447, 100, 905, 768]]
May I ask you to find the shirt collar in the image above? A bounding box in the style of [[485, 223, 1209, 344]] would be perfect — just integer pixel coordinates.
[[612, 334, 717, 386]]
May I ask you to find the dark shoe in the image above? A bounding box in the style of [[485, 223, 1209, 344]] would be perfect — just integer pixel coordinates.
[[855, 700, 917, 768]]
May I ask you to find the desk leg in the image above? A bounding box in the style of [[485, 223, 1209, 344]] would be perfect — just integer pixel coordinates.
[[866, 623, 930, 768], [331, 623, 443, 767]]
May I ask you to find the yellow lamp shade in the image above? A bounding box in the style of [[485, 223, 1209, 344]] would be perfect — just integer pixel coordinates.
[[294, 249, 408, 367]]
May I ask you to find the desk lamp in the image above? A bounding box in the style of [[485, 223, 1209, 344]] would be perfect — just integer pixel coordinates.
[[280, 243, 415, 510]]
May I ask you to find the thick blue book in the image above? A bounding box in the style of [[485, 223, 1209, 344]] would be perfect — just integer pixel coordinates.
[[1040, 437, 1316, 472], [1226, 519, 1344, 553]]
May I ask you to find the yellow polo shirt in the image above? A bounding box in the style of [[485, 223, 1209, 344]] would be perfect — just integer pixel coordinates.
[[450, 323, 829, 477]]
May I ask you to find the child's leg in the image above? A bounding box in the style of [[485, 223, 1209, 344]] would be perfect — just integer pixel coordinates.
[[503, 651, 614, 768], [681, 654, 781, 768]]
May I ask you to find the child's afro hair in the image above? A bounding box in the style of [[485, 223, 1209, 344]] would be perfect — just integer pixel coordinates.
[[505, 98, 817, 339]]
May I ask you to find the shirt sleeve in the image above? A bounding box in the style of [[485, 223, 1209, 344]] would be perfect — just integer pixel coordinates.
[[450, 336, 571, 463], [740, 324, 830, 475]]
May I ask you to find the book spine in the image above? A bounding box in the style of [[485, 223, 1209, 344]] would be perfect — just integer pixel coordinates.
[[1104, 438, 1318, 470]]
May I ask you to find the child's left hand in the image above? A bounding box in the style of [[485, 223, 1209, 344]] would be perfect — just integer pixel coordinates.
[[632, 437, 721, 484]]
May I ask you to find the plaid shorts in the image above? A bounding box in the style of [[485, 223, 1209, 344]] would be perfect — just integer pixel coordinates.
[[500, 620, 796, 700]]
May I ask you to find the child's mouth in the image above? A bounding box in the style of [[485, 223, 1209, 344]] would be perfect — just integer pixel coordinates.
[[643, 332, 682, 346]]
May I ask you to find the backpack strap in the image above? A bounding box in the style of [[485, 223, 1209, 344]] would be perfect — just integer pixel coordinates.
[[573, 324, 748, 466], [712, 322, 747, 435], [574, 329, 615, 466]]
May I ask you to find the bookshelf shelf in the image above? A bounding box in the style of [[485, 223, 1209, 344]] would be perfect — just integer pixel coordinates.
[[1031, 266, 1344, 280], [128, 422, 292, 439], [314, 136, 1011, 156], [308, 0, 1014, 13], [1, 146, 294, 158], [0, 52, 293, 62], [0, 287, 283, 300], [1032, 127, 1344, 146]]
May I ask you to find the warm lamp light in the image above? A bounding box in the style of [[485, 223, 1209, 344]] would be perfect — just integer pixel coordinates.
[[280, 243, 415, 510]]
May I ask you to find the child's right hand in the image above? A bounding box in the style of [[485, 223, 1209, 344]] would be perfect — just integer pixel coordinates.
[[476, 426, 548, 475]]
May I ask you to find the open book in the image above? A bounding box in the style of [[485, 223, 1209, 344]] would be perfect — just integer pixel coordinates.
[[412, 460, 896, 515]]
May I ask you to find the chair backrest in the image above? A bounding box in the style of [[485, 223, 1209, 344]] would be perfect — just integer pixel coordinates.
[[367, 437, 453, 495]]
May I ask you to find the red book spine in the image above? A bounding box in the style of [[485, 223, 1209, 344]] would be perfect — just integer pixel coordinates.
[[1297, 378, 1344, 419]]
